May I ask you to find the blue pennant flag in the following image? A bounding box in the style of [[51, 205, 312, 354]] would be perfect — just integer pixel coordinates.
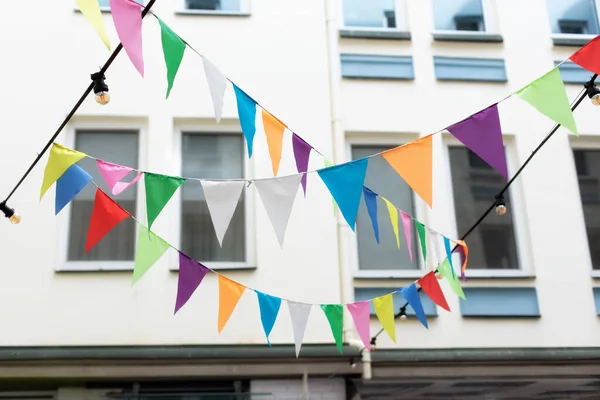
[[318, 159, 368, 231], [443, 236, 455, 278], [256, 290, 282, 345], [55, 164, 92, 215], [363, 187, 379, 243], [233, 84, 257, 158], [400, 283, 428, 329]]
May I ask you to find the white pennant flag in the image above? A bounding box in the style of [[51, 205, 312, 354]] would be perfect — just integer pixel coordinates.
[[254, 174, 302, 247], [428, 228, 442, 269], [201, 180, 245, 246], [288, 301, 312, 357], [203, 57, 228, 123]]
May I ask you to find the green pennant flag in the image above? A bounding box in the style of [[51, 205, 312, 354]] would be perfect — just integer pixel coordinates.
[[514, 67, 577, 134], [145, 173, 186, 230], [156, 16, 186, 99], [323, 156, 338, 216], [321, 304, 344, 353], [415, 220, 427, 262], [439, 259, 465, 300], [133, 225, 170, 284]]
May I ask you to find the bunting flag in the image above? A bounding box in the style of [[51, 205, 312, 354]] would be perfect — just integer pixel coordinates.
[[415, 220, 427, 263], [256, 291, 282, 345], [233, 84, 257, 157], [200, 180, 245, 246], [399, 210, 413, 261], [447, 104, 507, 179], [428, 229, 442, 271], [382, 135, 433, 207], [40, 143, 87, 200], [570, 35, 600, 75], [254, 174, 302, 247], [400, 283, 428, 329], [218, 275, 246, 333], [382, 198, 400, 249], [454, 239, 469, 279], [75, 0, 110, 49], [262, 110, 286, 176], [55, 164, 92, 215], [363, 187, 379, 243], [288, 301, 312, 357], [373, 294, 396, 343], [439, 259, 465, 300], [292, 134, 312, 196], [96, 159, 142, 196], [132, 225, 170, 284], [157, 16, 186, 99], [444, 236, 455, 275], [109, 0, 144, 76], [321, 304, 344, 353], [144, 173, 186, 230], [418, 271, 450, 312], [318, 159, 368, 230], [203, 57, 228, 123], [347, 301, 371, 351], [175, 252, 209, 314], [85, 188, 130, 252], [514, 67, 577, 134]]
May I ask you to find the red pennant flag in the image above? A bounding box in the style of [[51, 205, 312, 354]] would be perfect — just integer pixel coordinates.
[[86, 188, 130, 252], [570, 35, 600, 75], [418, 271, 450, 312]]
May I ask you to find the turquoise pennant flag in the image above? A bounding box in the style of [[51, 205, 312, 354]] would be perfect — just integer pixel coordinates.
[[233, 84, 257, 157], [256, 291, 282, 345]]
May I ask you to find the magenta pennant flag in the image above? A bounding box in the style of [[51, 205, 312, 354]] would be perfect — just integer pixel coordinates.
[[109, 0, 144, 76], [447, 104, 507, 179], [96, 159, 142, 195], [292, 134, 312, 196], [347, 301, 371, 350], [399, 210, 413, 262], [175, 252, 210, 314]]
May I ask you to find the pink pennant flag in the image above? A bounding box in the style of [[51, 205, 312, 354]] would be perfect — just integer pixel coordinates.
[[399, 210, 413, 262], [347, 301, 371, 350], [96, 159, 142, 195], [109, 0, 144, 76]]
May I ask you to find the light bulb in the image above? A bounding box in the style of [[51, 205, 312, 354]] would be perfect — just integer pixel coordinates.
[[350, 362, 357, 369], [95, 91, 110, 105], [9, 212, 21, 224], [495, 204, 507, 216], [592, 94, 600, 106], [399, 313, 407, 321], [435, 271, 443, 280]]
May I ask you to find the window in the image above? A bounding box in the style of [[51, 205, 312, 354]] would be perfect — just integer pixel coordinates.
[[181, 133, 246, 263], [342, 0, 399, 29], [97, 0, 144, 10], [448, 146, 519, 269], [573, 149, 600, 269], [546, 0, 599, 35], [183, 0, 244, 12], [352, 145, 419, 271], [432, 0, 486, 31], [68, 131, 139, 262]]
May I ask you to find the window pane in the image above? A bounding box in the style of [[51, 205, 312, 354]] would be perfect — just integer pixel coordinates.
[[181, 133, 245, 262], [185, 0, 241, 11], [449, 147, 519, 269], [546, 0, 599, 34], [573, 150, 600, 269], [68, 131, 139, 261], [343, 0, 396, 28], [432, 0, 485, 31], [352, 146, 419, 271]]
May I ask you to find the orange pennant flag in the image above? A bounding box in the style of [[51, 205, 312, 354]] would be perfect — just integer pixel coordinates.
[[218, 275, 246, 333], [262, 109, 286, 176], [382, 135, 433, 207], [454, 239, 469, 276]]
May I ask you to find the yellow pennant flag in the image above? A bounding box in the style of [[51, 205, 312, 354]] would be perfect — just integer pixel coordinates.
[[75, 0, 111, 50], [382, 197, 400, 249], [40, 143, 87, 200], [218, 275, 246, 333], [373, 293, 396, 342]]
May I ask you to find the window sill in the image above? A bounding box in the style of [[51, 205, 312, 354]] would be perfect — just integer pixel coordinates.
[[74, 8, 111, 14], [56, 261, 134, 272], [354, 270, 425, 280], [339, 29, 411, 41], [591, 270, 600, 279], [462, 270, 535, 279], [174, 9, 250, 17], [354, 269, 534, 280], [552, 33, 596, 47], [432, 30, 503, 43], [170, 262, 256, 272]]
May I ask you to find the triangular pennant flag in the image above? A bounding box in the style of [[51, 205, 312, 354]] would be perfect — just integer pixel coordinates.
[[382, 197, 400, 249], [288, 301, 312, 357], [75, 0, 110, 49], [109, 0, 144, 76], [439, 259, 466, 300], [415, 220, 427, 263], [40, 143, 87, 200], [454, 239, 469, 279], [96, 159, 142, 196], [86, 188, 130, 252], [200, 180, 245, 246], [514, 67, 577, 134], [570, 35, 600, 75], [399, 210, 413, 262], [292, 134, 312, 196], [254, 174, 302, 247], [318, 159, 368, 230], [382, 135, 433, 207], [132, 225, 170, 284], [418, 271, 450, 312], [447, 104, 507, 179], [218, 275, 246, 333], [156, 16, 186, 99], [363, 187, 379, 244], [400, 283, 428, 329], [262, 110, 286, 176], [203, 58, 228, 123], [428, 229, 442, 272], [233, 84, 257, 157], [372, 294, 396, 343], [145, 173, 186, 230], [347, 301, 371, 351], [321, 304, 344, 354], [55, 164, 92, 215], [175, 252, 209, 314], [256, 291, 282, 345], [443, 236, 455, 275]]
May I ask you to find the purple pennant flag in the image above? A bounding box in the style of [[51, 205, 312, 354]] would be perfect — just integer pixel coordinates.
[[175, 252, 210, 314], [447, 104, 507, 179], [292, 133, 312, 196]]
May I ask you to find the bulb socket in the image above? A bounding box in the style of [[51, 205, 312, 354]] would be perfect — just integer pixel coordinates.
[[91, 72, 109, 95], [584, 81, 600, 105], [0, 202, 15, 219]]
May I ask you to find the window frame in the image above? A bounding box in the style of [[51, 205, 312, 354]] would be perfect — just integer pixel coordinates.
[[174, 0, 251, 16], [430, 0, 503, 42], [57, 119, 147, 272], [339, 0, 409, 33], [74, 0, 147, 13], [548, 0, 600, 46], [170, 124, 256, 271]]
